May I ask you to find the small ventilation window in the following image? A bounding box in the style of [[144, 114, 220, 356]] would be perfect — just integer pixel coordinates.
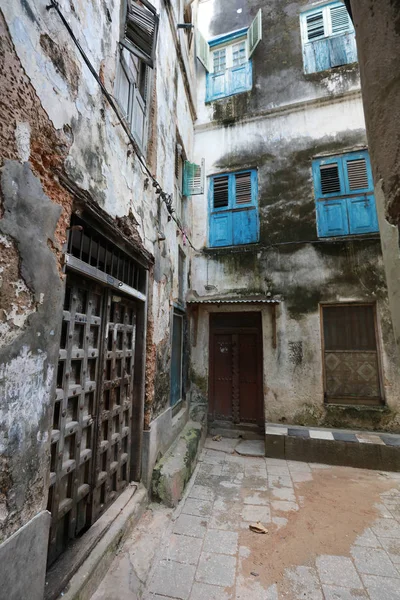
[[213, 176, 229, 208], [346, 158, 369, 191], [320, 164, 341, 195], [235, 172, 252, 204], [306, 11, 325, 40]]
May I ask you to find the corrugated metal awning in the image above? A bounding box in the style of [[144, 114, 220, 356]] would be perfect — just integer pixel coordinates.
[[187, 296, 280, 305]]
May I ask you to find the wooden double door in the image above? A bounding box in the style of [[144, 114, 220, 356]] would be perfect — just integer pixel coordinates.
[[209, 313, 263, 426]]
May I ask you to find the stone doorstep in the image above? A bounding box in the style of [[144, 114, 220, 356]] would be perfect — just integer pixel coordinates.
[[151, 420, 207, 508], [45, 484, 148, 600], [265, 423, 400, 472]]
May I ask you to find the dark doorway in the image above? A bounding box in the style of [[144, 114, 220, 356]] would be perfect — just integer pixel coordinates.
[[209, 312, 264, 426]]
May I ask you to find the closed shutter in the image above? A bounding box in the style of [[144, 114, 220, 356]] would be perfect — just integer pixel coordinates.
[[230, 61, 252, 96], [322, 305, 381, 404], [306, 10, 325, 41], [343, 155, 372, 193], [234, 172, 252, 205], [123, 0, 159, 68], [330, 4, 351, 34], [347, 196, 379, 235], [183, 159, 205, 196], [233, 208, 258, 245], [210, 212, 233, 247], [248, 9, 262, 57], [316, 198, 349, 237], [314, 151, 378, 238]]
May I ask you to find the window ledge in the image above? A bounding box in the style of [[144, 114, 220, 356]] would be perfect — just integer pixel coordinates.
[[318, 234, 380, 242], [204, 242, 261, 255], [325, 403, 388, 413]]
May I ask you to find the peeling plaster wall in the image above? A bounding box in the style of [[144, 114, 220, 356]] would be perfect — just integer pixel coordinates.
[[349, 0, 400, 353], [0, 0, 196, 558], [189, 0, 400, 431]]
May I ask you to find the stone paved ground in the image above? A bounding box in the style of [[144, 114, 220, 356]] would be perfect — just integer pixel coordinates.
[[91, 437, 400, 600]]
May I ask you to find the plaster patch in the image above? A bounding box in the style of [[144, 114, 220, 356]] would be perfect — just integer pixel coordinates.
[[0, 347, 53, 454], [15, 122, 31, 163]]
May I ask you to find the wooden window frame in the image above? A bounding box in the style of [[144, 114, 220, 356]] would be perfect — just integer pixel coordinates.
[[115, 48, 150, 150], [319, 302, 385, 407], [300, 1, 356, 74], [312, 150, 379, 238]]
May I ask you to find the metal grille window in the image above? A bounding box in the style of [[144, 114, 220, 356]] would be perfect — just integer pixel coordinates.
[[47, 217, 147, 566], [322, 304, 382, 405]]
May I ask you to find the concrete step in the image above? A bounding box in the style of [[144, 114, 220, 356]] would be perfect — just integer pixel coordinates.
[[266, 423, 400, 472], [209, 421, 264, 440]]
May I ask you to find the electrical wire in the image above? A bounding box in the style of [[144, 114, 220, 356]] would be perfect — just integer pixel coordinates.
[[47, 0, 197, 250]]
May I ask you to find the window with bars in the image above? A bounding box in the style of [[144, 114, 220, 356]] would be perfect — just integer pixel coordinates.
[[322, 304, 382, 405], [209, 170, 259, 247], [197, 10, 262, 102], [312, 150, 378, 238], [300, 1, 357, 74], [115, 48, 149, 149]]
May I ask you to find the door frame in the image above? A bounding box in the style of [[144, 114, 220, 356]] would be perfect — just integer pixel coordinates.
[[208, 311, 264, 426]]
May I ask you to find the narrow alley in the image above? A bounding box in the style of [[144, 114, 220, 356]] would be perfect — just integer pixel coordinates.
[[91, 437, 400, 600]]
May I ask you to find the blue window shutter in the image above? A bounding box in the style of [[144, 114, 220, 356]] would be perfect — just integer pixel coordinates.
[[328, 34, 348, 68], [303, 43, 317, 75], [343, 31, 358, 65], [312, 156, 345, 199], [314, 38, 331, 72], [210, 212, 233, 247], [230, 61, 252, 95], [316, 199, 349, 237], [233, 208, 258, 245], [206, 71, 228, 102], [342, 151, 373, 195], [347, 196, 379, 235]]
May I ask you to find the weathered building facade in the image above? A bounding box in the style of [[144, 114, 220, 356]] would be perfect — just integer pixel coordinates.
[[189, 0, 400, 435], [1, 0, 400, 598], [0, 0, 198, 597]]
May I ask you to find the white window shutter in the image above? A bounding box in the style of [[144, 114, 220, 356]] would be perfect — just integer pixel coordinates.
[[196, 30, 211, 72], [305, 10, 325, 41], [183, 159, 205, 196], [248, 9, 262, 58], [330, 4, 351, 34], [122, 0, 159, 68]]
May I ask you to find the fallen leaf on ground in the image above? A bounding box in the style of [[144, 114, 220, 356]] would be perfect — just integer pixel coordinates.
[[249, 521, 269, 534]]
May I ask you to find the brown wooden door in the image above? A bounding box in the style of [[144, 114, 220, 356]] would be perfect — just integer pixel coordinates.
[[209, 313, 263, 425]]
